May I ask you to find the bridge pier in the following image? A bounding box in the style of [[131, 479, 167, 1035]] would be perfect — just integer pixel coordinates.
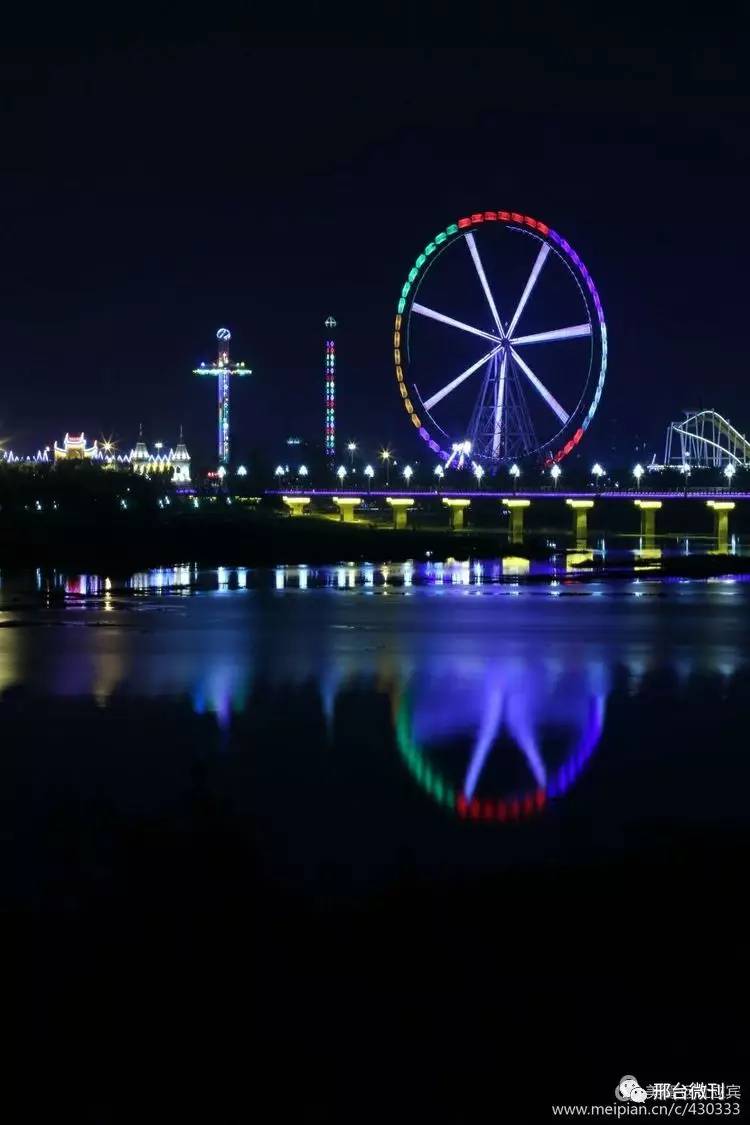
[[386, 497, 414, 529], [501, 498, 530, 543], [333, 496, 362, 522], [442, 498, 470, 530], [566, 499, 594, 544], [634, 500, 661, 545], [282, 495, 311, 517], [707, 500, 735, 548]]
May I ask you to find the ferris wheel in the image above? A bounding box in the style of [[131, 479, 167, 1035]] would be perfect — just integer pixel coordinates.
[[394, 211, 607, 468]]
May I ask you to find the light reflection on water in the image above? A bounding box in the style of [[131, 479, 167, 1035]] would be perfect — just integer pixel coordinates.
[[1, 562, 749, 839], [14, 548, 750, 600]]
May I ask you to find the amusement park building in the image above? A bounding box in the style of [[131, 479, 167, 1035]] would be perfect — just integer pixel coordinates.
[[3, 432, 191, 482]]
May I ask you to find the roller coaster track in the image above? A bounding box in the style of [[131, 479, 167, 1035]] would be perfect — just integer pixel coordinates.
[[664, 409, 750, 467]]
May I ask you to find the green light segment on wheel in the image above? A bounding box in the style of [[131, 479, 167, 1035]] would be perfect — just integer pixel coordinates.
[[395, 699, 456, 810], [398, 223, 463, 314]]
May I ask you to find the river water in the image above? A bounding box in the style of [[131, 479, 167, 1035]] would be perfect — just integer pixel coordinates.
[[6, 559, 748, 1120]]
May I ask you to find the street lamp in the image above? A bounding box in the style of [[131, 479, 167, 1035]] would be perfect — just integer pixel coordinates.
[[679, 461, 691, 495], [473, 463, 484, 489], [237, 465, 247, 477], [551, 464, 561, 489], [337, 465, 347, 485], [633, 463, 644, 488], [510, 463, 520, 494], [347, 441, 357, 470], [217, 465, 227, 481], [274, 465, 285, 479], [364, 464, 374, 492], [724, 463, 736, 488], [592, 463, 605, 491], [403, 464, 413, 485], [434, 464, 444, 491], [380, 448, 392, 486], [299, 464, 308, 477]]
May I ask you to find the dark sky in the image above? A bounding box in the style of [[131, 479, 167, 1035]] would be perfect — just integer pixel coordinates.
[[2, 45, 749, 466]]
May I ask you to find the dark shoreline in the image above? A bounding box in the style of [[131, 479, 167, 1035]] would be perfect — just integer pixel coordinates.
[[1, 510, 749, 580]]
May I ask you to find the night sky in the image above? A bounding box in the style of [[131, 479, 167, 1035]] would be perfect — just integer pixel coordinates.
[[2, 45, 749, 467]]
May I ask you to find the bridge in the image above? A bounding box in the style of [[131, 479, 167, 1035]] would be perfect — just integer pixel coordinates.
[[267, 487, 747, 545]]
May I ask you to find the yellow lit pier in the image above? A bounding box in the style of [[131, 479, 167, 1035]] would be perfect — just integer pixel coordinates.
[[442, 498, 471, 530], [501, 498, 531, 543]]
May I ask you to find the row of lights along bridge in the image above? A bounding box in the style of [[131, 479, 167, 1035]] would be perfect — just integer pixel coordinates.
[[271, 453, 740, 492]]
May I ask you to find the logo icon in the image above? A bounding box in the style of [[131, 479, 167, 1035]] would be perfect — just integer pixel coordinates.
[[616, 1076, 647, 1103]]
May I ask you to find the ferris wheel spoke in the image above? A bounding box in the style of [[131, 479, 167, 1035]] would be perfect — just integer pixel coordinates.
[[463, 687, 503, 801], [492, 351, 508, 459], [510, 323, 591, 346], [412, 303, 502, 344], [510, 348, 570, 425], [506, 242, 550, 339], [464, 232, 504, 337], [423, 344, 503, 413]]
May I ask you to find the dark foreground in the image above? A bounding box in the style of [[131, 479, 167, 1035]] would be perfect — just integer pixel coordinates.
[[32, 820, 744, 1121]]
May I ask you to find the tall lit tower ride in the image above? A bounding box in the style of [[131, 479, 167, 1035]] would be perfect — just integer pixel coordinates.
[[325, 315, 336, 460], [193, 328, 251, 465]]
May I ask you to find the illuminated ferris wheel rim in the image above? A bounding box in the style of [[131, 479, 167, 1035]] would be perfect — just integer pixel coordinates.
[[394, 210, 607, 466]]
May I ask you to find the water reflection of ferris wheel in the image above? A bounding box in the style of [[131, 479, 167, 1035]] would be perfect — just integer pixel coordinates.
[[394, 661, 608, 821]]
